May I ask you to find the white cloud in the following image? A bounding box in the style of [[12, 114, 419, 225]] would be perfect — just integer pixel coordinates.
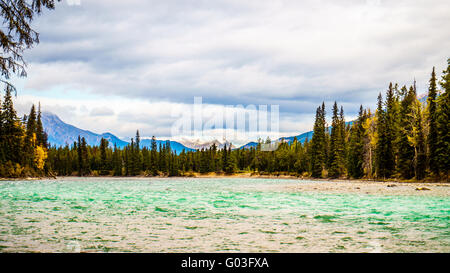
[[12, 0, 450, 142]]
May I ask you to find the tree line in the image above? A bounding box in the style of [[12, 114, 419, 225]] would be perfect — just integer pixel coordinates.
[[1, 60, 449, 181], [0, 86, 48, 177]]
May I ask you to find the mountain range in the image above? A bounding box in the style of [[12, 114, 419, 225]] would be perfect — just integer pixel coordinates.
[[41, 112, 353, 152], [41, 112, 195, 153], [41, 93, 429, 152]]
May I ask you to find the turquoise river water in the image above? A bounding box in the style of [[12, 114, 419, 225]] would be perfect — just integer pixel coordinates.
[[0, 177, 449, 252]]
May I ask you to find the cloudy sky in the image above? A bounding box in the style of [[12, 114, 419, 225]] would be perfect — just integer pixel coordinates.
[[12, 0, 450, 146]]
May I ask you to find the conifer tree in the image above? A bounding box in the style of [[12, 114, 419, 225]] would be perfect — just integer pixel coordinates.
[[199, 149, 209, 173], [414, 99, 427, 180], [311, 103, 326, 178], [1, 87, 23, 165], [427, 67, 439, 177], [129, 138, 137, 176], [150, 136, 158, 175], [339, 106, 347, 166], [76, 136, 82, 176], [113, 144, 122, 176], [168, 152, 179, 177], [384, 83, 397, 176], [134, 130, 142, 172], [347, 106, 366, 178], [375, 93, 390, 179], [124, 146, 129, 176], [24, 104, 37, 167], [436, 60, 450, 180], [159, 142, 167, 173], [211, 143, 218, 172], [80, 137, 89, 176], [222, 143, 228, 172], [0, 0, 60, 90], [99, 138, 109, 175], [224, 145, 236, 174], [397, 86, 416, 179], [36, 103, 47, 148], [328, 102, 343, 178]]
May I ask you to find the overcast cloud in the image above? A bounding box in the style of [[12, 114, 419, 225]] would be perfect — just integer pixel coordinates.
[[11, 0, 450, 144]]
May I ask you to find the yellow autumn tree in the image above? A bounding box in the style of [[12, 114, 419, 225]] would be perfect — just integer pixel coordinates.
[[34, 146, 48, 170], [363, 109, 377, 178]]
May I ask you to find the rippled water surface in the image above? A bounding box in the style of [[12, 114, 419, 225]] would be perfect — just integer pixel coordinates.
[[0, 177, 449, 252]]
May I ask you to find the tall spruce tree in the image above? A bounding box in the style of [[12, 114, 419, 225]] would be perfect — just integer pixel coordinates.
[[347, 106, 366, 178], [375, 93, 390, 178], [199, 148, 209, 173], [112, 144, 122, 176], [311, 103, 326, 178], [397, 86, 416, 179], [132, 130, 141, 175], [36, 103, 47, 148], [24, 104, 37, 167], [224, 145, 236, 174], [222, 143, 228, 172], [1, 87, 23, 165], [99, 138, 109, 175], [414, 98, 427, 180], [427, 67, 439, 177], [80, 137, 89, 176], [384, 83, 397, 177], [436, 60, 450, 180], [129, 138, 137, 176], [150, 136, 158, 175], [328, 102, 344, 178], [339, 106, 347, 169]]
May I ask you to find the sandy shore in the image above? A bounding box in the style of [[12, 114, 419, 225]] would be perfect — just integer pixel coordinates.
[[282, 180, 450, 197], [186, 173, 450, 196], [2, 173, 449, 196]]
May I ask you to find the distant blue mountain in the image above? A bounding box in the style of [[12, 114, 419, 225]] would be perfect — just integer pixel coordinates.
[[239, 141, 258, 149], [41, 112, 128, 148], [238, 131, 314, 150], [240, 121, 354, 149], [139, 139, 195, 153], [281, 121, 354, 144], [280, 130, 315, 144], [41, 112, 194, 154]]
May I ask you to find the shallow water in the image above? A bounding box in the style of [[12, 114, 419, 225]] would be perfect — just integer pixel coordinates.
[[0, 177, 448, 252]]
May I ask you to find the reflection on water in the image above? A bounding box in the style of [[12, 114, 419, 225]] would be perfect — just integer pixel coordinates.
[[0, 177, 448, 252]]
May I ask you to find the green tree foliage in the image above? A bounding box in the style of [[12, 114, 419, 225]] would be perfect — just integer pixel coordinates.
[[0, 0, 60, 89], [436, 60, 450, 180], [427, 67, 439, 176], [0, 86, 23, 166], [347, 106, 366, 178], [397, 86, 416, 179], [414, 98, 427, 180], [384, 83, 397, 177], [36, 103, 47, 148], [112, 144, 122, 176], [150, 136, 158, 175], [328, 102, 345, 178], [99, 138, 109, 175], [375, 88, 397, 179], [310, 103, 326, 178], [23, 104, 37, 167]]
